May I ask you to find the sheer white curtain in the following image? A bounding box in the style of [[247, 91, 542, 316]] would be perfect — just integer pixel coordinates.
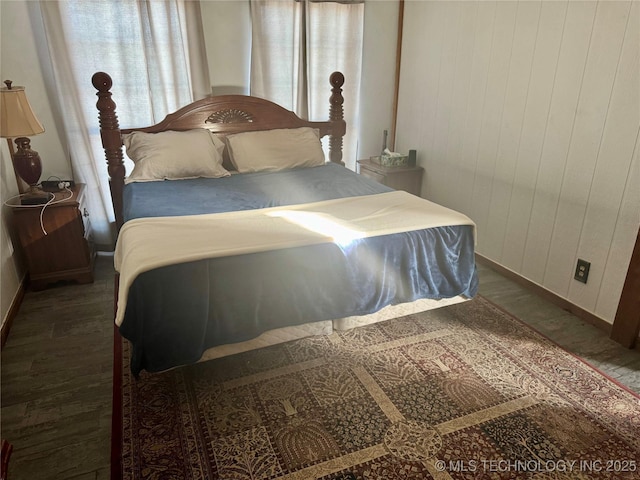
[[39, 0, 209, 248], [250, 0, 364, 170]]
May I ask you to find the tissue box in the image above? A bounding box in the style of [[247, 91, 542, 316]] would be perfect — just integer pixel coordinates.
[[371, 154, 408, 167]]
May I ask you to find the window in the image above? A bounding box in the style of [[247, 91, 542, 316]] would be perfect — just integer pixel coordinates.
[[39, 0, 207, 245], [250, 0, 364, 168]]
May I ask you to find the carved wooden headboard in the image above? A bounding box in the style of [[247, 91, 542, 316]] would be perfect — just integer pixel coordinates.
[[91, 71, 346, 230]]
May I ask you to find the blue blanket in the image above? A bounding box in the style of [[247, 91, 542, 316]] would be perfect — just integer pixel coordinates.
[[120, 164, 478, 374]]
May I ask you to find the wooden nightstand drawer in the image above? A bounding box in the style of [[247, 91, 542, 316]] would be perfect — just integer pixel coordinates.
[[357, 159, 424, 196], [10, 184, 96, 290], [359, 167, 386, 184]]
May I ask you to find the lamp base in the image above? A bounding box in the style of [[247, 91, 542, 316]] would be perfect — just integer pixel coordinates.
[[20, 189, 51, 206]]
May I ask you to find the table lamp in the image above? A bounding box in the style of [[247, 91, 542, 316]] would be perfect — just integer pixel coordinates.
[[0, 79, 49, 204]]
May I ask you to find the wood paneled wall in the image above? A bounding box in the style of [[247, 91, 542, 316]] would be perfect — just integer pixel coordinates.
[[396, 0, 639, 323]]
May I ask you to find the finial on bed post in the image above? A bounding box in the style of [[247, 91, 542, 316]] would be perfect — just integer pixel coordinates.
[[92, 72, 125, 231], [329, 72, 346, 166]]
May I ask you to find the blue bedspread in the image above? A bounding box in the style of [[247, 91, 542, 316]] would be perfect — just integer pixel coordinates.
[[123, 163, 393, 220], [120, 164, 478, 375]]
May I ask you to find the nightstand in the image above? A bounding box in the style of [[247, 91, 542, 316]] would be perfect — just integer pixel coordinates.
[[357, 159, 424, 196], [9, 183, 96, 290]]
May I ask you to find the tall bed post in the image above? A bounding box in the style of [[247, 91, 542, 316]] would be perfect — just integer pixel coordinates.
[[329, 72, 346, 166], [92, 72, 125, 231]]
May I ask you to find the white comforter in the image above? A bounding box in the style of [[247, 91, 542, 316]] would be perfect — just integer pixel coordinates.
[[114, 191, 475, 326]]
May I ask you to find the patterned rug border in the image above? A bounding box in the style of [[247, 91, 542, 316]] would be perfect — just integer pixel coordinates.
[[476, 295, 640, 400], [109, 295, 639, 479]]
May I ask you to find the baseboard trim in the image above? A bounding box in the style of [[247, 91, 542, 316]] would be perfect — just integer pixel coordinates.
[[475, 253, 615, 337], [1, 275, 26, 349]]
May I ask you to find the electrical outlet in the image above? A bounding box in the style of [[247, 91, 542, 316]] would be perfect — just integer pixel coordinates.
[[574, 259, 590, 284]]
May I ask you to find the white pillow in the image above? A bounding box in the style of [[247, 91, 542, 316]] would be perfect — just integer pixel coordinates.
[[225, 127, 325, 173], [123, 129, 229, 183]]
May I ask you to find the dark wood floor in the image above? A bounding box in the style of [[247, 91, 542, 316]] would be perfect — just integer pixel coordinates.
[[2, 255, 114, 480], [1, 255, 638, 479]]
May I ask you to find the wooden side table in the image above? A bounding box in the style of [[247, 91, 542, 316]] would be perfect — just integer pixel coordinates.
[[357, 159, 424, 196], [9, 184, 96, 290]]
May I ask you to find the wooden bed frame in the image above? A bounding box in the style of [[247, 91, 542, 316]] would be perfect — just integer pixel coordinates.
[[92, 71, 473, 373], [91, 71, 347, 231]]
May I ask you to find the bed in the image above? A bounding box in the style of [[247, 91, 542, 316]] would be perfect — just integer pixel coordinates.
[[92, 71, 478, 376]]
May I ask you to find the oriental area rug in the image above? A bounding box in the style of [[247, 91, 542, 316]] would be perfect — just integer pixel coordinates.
[[112, 297, 639, 480]]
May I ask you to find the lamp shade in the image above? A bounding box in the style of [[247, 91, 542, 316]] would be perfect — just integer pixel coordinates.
[[0, 81, 45, 138]]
